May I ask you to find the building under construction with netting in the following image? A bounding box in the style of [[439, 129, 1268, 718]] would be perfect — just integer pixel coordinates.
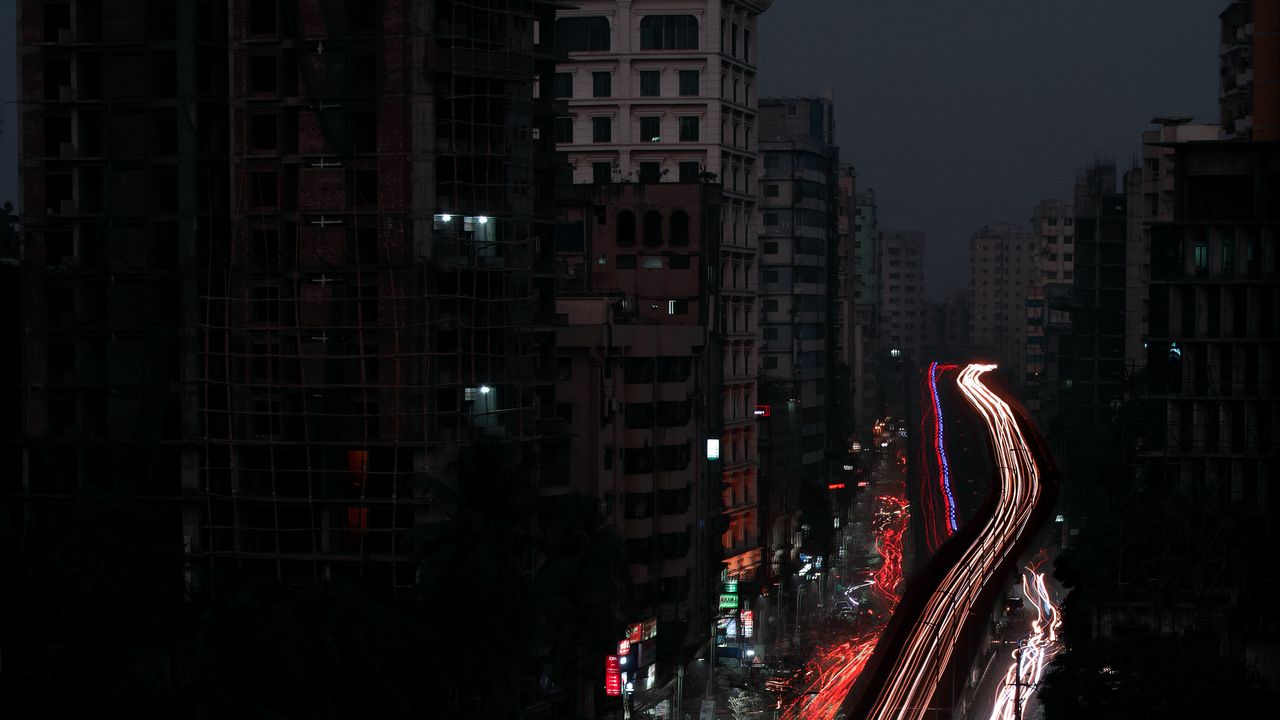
[[16, 0, 563, 593]]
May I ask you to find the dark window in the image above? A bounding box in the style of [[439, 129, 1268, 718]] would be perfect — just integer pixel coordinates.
[[670, 210, 690, 246], [358, 284, 378, 323], [625, 493, 653, 519], [624, 447, 655, 474], [667, 299, 689, 315], [743, 29, 750, 61], [249, 114, 278, 151], [43, 116, 72, 157], [640, 15, 699, 50], [554, 116, 573, 143], [657, 486, 691, 515], [678, 162, 700, 183], [350, 111, 377, 153], [348, 54, 377, 93], [657, 357, 691, 383], [593, 162, 613, 185], [616, 254, 636, 269], [249, 172, 278, 208], [353, 227, 377, 262], [640, 70, 660, 97], [763, 213, 779, 226], [731, 23, 739, 55], [553, 72, 573, 98], [251, 286, 281, 323], [249, 56, 277, 93], [350, 169, 378, 207], [44, 60, 71, 100], [624, 358, 654, 383], [616, 210, 636, 245], [669, 254, 691, 269], [640, 117, 661, 142], [643, 211, 663, 246], [248, 0, 277, 35], [679, 70, 699, 96], [592, 71, 611, 97], [592, 117, 611, 143], [639, 162, 662, 184], [657, 442, 691, 471], [625, 403, 655, 428], [44, 3, 71, 42], [764, 184, 779, 197], [252, 228, 280, 265], [556, 16, 610, 52], [679, 116, 700, 141]]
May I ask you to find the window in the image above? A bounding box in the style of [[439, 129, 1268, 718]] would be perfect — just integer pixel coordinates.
[[763, 213, 778, 226], [763, 356, 777, 370], [639, 162, 662, 183], [1194, 243, 1208, 270], [657, 357, 691, 382], [350, 169, 378, 207], [251, 286, 281, 323], [616, 254, 637, 269], [678, 161, 700, 183], [557, 16, 610, 52], [249, 56, 277, 93], [743, 29, 750, 61], [763, 241, 778, 254], [616, 210, 636, 245], [731, 22, 739, 55], [249, 172, 278, 207], [350, 111, 376, 153], [553, 72, 573, 98], [643, 256, 663, 269], [640, 15, 699, 50], [670, 254, 691, 269], [590, 161, 613, 184], [679, 70, 699, 96], [667, 299, 689, 315], [670, 210, 690, 246], [252, 229, 279, 265], [249, 114, 278, 151], [643, 211, 663, 246], [678, 116, 700, 142], [764, 184, 779, 198], [554, 116, 573, 143], [592, 117, 611, 142], [640, 117, 661, 142], [624, 358, 654, 383], [640, 70, 661, 96], [764, 299, 778, 311], [353, 227, 377, 262], [763, 327, 778, 341], [592, 71, 611, 97], [764, 269, 778, 283], [248, 0, 277, 35]]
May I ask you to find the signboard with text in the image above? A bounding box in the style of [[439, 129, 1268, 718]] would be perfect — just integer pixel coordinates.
[[605, 655, 621, 696], [719, 593, 739, 609]]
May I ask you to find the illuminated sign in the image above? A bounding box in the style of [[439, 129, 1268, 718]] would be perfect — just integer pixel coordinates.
[[828, 483, 846, 490], [605, 656, 622, 696], [723, 581, 738, 594], [719, 593, 739, 609], [706, 439, 720, 460], [742, 610, 754, 638], [753, 404, 771, 417], [618, 639, 631, 656]]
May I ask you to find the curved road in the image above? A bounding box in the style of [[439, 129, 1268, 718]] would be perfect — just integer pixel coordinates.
[[842, 364, 1056, 719]]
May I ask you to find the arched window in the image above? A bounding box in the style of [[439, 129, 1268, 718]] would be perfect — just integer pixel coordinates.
[[640, 15, 699, 50], [616, 210, 636, 246], [669, 210, 690, 246], [556, 17, 610, 52], [643, 211, 663, 246]]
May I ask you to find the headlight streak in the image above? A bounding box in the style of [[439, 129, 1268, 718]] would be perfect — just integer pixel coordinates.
[[986, 568, 1063, 720], [861, 364, 1044, 720], [780, 493, 911, 720]]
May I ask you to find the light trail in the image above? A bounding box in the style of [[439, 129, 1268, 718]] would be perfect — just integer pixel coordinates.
[[986, 568, 1063, 720], [929, 362, 960, 535], [856, 364, 1046, 720], [781, 493, 910, 720]]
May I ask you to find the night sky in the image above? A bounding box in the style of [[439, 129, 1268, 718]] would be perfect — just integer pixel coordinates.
[[0, 2, 1221, 300], [758, 0, 1220, 299]]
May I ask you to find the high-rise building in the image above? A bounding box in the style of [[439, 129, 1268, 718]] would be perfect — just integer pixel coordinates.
[[757, 95, 839, 585], [17, 0, 562, 593], [967, 221, 1036, 383], [877, 230, 925, 365], [851, 186, 880, 435], [1135, 138, 1279, 683], [922, 292, 972, 362], [1026, 200, 1075, 418], [833, 166, 858, 436], [554, 0, 773, 580], [16, 0, 225, 563], [553, 180, 725, 667], [1219, 0, 1280, 141]]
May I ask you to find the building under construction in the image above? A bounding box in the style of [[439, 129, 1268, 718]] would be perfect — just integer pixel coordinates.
[[17, 0, 562, 593]]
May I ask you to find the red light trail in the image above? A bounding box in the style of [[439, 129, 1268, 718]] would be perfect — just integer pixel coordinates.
[[780, 493, 910, 720], [920, 361, 960, 553]]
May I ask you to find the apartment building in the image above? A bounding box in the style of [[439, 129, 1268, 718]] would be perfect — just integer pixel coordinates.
[[878, 230, 925, 365], [968, 221, 1036, 383], [555, 0, 773, 580]]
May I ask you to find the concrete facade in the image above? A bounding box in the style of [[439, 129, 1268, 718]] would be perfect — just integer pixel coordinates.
[[878, 230, 925, 366]]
